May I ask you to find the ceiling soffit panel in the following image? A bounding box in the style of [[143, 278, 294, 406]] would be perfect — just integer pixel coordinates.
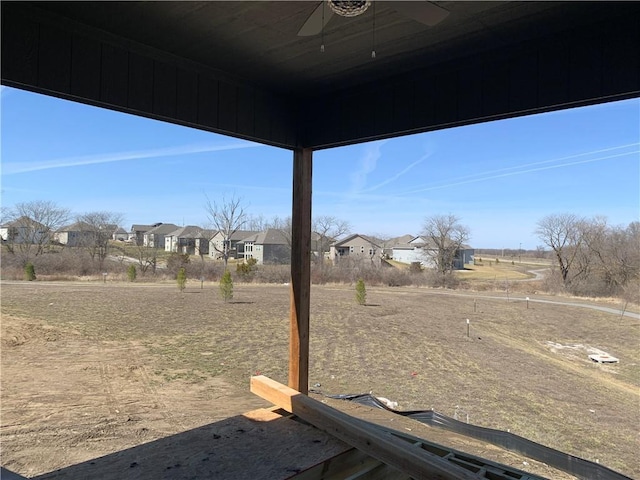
[[301, 8, 640, 149], [2, 2, 640, 151], [0, 2, 299, 149]]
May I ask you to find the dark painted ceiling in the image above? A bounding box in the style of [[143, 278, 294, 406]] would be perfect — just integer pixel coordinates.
[[20, 1, 634, 97], [3, 1, 640, 149]]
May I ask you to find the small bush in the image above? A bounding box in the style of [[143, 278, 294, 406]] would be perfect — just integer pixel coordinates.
[[176, 267, 187, 292], [219, 269, 233, 302], [355, 278, 366, 305], [236, 257, 258, 282], [24, 262, 36, 281], [127, 264, 137, 282], [254, 264, 290, 284], [167, 253, 190, 278], [409, 262, 423, 274]]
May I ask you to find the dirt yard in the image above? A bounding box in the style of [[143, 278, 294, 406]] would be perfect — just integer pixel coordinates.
[[1, 281, 638, 478]]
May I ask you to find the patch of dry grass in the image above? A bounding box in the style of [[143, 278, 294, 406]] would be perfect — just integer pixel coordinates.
[[1, 281, 638, 478]]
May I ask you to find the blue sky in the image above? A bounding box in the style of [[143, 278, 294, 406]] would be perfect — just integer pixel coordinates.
[[1, 86, 638, 249]]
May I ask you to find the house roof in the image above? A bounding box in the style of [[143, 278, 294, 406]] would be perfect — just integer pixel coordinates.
[[242, 228, 290, 246], [333, 233, 382, 248], [145, 223, 180, 235], [56, 221, 93, 233], [225, 230, 261, 242], [1, 216, 47, 229], [165, 225, 203, 238], [130, 224, 156, 232]]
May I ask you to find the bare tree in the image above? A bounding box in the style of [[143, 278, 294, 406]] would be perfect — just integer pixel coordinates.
[[1, 200, 71, 265], [266, 215, 293, 248], [246, 214, 267, 231], [366, 233, 394, 259], [581, 218, 640, 294], [204, 194, 248, 268], [77, 211, 124, 271], [535, 213, 584, 287], [421, 214, 470, 280], [133, 243, 158, 275], [246, 213, 292, 248], [313, 215, 351, 264]]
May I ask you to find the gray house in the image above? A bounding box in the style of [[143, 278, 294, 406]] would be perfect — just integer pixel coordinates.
[[240, 229, 291, 264], [143, 223, 179, 249], [164, 226, 206, 254], [112, 227, 128, 241], [208, 230, 260, 260], [129, 223, 162, 245]]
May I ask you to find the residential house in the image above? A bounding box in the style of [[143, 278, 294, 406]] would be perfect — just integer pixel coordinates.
[[240, 229, 290, 264], [208, 230, 259, 260], [55, 221, 120, 247], [143, 223, 179, 249], [329, 234, 383, 265], [391, 236, 429, 265], [112, 227, 128, 241], [129, 223, 162, 245], [194, 229, 215, 257], [391, 236, 474, 269], [381, 234, 414, 259], [55, 221, 96, 246], [0, 216, 49, 245], [454, 247, 475, 269], [164, 226, 205, 255]]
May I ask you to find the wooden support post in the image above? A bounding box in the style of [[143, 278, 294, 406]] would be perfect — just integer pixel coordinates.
[[251, 376, 477, 480], [289, 147, 312, 394]]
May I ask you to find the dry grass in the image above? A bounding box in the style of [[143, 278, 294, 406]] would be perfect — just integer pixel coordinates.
[[1, 281, 638, 478]]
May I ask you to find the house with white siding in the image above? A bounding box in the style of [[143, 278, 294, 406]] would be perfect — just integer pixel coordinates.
[[55, 221, 96, 246], [0, 216, 49, 245], [391, 236, 474, 269]]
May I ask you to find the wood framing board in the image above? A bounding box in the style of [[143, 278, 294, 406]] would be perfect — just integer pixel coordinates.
[[286, 414, 548, 480], [288, 447, 409, 480], [251, 375, 479, 480]]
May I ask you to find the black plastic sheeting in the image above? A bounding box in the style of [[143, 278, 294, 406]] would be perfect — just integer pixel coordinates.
[[323, 392, 632, 480]]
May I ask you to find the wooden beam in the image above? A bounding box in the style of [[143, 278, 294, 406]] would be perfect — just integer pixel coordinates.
[[289, 147, 312, 394], [251, 376, 478, 480], [291, 447, 410, 480]]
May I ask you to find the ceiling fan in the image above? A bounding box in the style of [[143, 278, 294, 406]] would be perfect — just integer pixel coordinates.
[[297, 1, 450, 37]]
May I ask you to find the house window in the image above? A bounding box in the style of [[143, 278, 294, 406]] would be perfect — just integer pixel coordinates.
[[361, 246, 364, 253], [349, 246, 354, 253], [369, 248, 374, 255]]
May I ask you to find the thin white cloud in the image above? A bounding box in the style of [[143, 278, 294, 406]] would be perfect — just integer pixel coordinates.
[[362, 152, 430, 193], [348, 141, 386, 193], [401, 149, 639, 194], [396, 144, 639, 195], [2, 141, 263, 175]]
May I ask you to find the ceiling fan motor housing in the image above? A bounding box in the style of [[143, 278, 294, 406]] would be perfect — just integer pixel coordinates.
[[328, 0, 371, 18]]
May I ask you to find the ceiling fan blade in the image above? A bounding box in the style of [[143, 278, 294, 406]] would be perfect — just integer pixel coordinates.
[[297, 2, 335, 36], [392, 1, 450, 27]]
